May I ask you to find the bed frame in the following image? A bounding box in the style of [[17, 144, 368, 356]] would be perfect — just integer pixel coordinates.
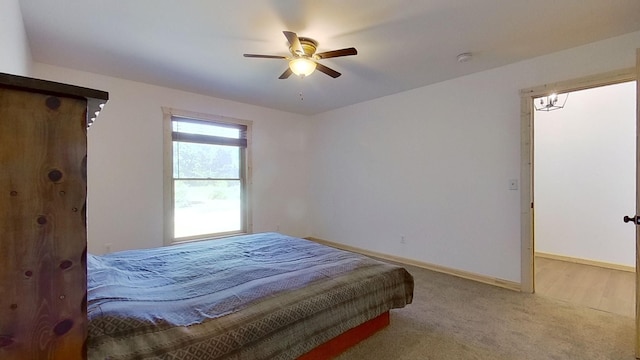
[[298, 312, 389, 359]]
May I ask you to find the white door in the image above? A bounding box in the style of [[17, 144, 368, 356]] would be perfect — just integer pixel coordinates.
[[634, 48, 640, 359]]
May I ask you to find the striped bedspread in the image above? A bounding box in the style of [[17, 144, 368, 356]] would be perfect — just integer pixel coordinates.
[[87, 232, 414, 360]]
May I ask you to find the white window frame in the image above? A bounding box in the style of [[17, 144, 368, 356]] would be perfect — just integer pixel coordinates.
[[162, 107, 252, 245]]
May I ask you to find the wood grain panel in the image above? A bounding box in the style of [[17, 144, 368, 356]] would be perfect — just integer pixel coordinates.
[[535, 257, 634, 317], [0, 88, 88, 359]]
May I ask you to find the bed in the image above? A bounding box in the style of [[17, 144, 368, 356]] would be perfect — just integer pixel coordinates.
[[87, 232, 414, 359]]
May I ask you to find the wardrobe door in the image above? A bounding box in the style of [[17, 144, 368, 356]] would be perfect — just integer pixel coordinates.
[[0, 88, 88, 360]]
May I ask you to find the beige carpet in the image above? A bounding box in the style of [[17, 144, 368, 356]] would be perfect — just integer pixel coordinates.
[[336, 263, 635, 360]]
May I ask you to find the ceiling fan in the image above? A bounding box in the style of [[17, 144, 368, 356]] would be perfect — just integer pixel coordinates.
[[243, 31, 357, 79]]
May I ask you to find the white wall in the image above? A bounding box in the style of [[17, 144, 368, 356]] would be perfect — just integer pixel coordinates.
[[0, 0, 32, 75], [32, 63, 311, 254], [27, 30, 640, 284], [308, 31, 640, 284], [534, 82, 636, 266]]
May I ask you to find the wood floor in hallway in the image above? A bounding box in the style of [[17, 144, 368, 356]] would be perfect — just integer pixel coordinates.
[[535, 256, 635, 318]]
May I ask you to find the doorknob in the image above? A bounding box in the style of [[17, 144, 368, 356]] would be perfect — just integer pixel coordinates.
[[623, 215, 640, 225]]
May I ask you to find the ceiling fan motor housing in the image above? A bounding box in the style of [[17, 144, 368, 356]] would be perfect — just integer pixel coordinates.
[[293, 37, 318, 57]]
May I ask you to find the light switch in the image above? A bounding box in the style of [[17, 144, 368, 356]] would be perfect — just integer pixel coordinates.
[[509, 179, 518, 190]]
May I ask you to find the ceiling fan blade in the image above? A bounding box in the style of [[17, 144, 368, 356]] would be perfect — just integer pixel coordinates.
[[315, 47, 358, 59], [243, 54, 287, 59], [279, 68, 293, 79], [315, 63, 341, 78], [283, 31, 304, 55]]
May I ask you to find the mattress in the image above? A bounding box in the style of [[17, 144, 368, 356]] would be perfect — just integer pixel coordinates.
[[87, 232, 414, 359]]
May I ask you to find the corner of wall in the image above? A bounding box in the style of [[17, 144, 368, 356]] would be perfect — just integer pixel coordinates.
[[0, 0, 33, 76]]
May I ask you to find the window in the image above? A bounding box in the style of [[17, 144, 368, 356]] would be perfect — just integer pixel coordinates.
[[163, 108, 252, 244]]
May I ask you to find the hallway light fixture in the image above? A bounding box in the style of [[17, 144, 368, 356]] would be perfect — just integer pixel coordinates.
[[534, 92, 569, 112]]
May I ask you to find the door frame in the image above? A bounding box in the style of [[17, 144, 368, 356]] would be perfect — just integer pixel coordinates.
[[519, 67, 636, 293]]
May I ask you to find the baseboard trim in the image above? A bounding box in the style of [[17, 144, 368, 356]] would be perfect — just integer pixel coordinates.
[[535, 252, 635, 273], [305, 237, 521, 292]]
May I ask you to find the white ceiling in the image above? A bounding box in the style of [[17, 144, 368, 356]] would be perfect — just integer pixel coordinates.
[[19, 0, 640, 115]]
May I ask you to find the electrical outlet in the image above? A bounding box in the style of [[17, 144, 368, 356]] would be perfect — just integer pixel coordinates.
[[104, 243, 112, 254], [400, 235, 406, 244]]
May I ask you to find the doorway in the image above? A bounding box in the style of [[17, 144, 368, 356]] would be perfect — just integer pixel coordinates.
[[520, 68, 636, 294], [532, 81, 636, 317]]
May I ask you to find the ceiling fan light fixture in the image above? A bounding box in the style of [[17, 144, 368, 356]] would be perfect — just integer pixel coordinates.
[[289, 58, 316, 77], [244, 31, 354, 79]]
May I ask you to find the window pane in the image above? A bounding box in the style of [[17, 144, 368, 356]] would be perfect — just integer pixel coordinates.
[[174, 179, 241, 238], [173, 120, 241, 138], [173, 142, 240, 178]]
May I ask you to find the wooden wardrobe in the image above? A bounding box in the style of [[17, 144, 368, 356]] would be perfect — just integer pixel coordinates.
[[0, 73, 108, 359]]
